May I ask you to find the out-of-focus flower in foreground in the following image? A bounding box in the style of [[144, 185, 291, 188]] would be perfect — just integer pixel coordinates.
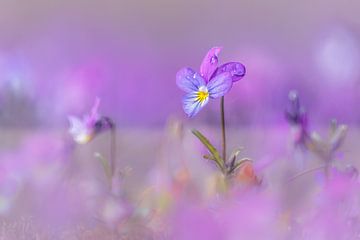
[[176, 47, 246, 117], [68, 98, 114, 144], [232, 160, 261, 186]]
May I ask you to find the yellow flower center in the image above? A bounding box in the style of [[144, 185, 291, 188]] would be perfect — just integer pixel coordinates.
[[75, 133, 93, 144], [196, 87, 209, 103]]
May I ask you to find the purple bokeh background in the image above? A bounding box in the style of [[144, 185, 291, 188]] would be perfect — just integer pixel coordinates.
[[0, 2, 360, 238], [0, 0, 359, 127]]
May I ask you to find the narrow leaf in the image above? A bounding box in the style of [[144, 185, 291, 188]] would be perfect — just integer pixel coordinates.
[[192, 129, 224, 171], [94, 152, 112, 180]]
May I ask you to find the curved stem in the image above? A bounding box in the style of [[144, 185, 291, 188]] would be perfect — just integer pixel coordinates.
[[288, 165, 326, 182], [220, 96, 227, 164]]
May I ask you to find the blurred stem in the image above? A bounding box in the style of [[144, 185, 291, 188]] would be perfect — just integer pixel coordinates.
[[324, 156, 332, 180], [110, 125, 116, 178], [102, 116, 117, 179], [288, 165, 326, 182], [220, 96, 227, 164]]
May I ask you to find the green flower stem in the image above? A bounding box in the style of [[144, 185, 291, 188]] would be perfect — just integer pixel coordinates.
[[220, 96, 227, 164]]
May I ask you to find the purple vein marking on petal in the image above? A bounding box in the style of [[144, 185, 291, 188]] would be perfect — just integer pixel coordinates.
[[176, 67, 206, 93], [182, 92, 209, 117], [207, 72, 233, 99], [200, 47, 222, 82]]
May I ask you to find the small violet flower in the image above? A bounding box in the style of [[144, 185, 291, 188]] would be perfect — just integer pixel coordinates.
[[285, 90, 307, 128], [285, 90, 309, 148], [176, 47, 246, 117], [68, 98, 113, 144]]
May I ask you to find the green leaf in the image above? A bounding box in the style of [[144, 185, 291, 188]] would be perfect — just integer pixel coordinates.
[[94, 152, 112, 180], [192, 129, 224, 171]]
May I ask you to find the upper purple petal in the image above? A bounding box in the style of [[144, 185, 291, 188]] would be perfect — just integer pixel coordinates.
[[83, 97, 101, 128], [212, 62, 246, 82], [207, 72, 233, 99], [176, 67, 206, 93], [200, 47, 222, 82], [182, 92, 209, 117]]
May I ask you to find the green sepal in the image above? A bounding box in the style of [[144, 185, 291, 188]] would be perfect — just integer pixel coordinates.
[[228, 147, 243, 169], [229, 158, 252, 174]]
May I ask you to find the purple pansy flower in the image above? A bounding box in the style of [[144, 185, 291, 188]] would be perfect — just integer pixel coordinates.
[[176, 47, 246, 117], [68, 98, 113, 144]]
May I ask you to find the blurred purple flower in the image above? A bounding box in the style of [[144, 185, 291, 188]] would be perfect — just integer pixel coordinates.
[[285, 90, 310, 150], [297, 172, 360, 240], [285, 90, 307, 128], [176, 47, 246, 117], [68, 98, 113, 144]]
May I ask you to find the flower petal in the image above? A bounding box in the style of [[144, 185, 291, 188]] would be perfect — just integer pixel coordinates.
[[90, 97, 101, 118], [200, 47, 222, 81], [85, 97, 101, 127], [207, 72, 233, 99], [285, 90, 307, 126], [182, 92, 209, 118], [68, 116, 93, 144], [212, 62, 246, 82], [68, 116, 85, 135], [176, 67, 206, 93]]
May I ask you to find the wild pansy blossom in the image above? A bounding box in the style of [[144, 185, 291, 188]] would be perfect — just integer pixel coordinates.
[[68, 98, 113, 144], [176, 47, 254, 185], [176, 47, 245, 117], [69, 98, 119, 192]]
